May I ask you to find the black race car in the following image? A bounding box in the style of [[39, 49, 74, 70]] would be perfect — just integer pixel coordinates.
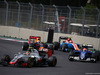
[[22, 36, 54, 54]]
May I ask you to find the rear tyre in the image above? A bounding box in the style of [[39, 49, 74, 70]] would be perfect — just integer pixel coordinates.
[[62, 44, 68, 52], [53, 42, 60, 50], [43, 43, 48, 48], [48, 56, 57, 67], [22, 42, 29, 51], [29, 43, 34, 48], [62, 44, 65, 52]]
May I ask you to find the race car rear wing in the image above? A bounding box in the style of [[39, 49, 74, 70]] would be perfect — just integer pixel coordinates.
[[29, 36, 41, 44], [29, 36, 41, 39], [82, 44, 93, 48], [59, 36, 71, 43]]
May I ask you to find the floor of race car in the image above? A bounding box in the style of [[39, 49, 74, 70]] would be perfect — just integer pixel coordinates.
[[0, 39, 100, 75]]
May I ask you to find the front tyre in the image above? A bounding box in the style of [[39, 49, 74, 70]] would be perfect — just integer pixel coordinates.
[[90, 53, 97, 63], [27, 57, 34, 68], [1, 55, 11, 66], [68, 51, 74, 61]]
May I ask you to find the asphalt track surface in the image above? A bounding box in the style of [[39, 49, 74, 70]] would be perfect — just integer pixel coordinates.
[[0, 39, 100, 75]]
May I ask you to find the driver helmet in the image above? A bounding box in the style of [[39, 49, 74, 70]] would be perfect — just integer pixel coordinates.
[[83, 48, 87, 52], [69, 40, 73, 43], [35, 38, 40, 43], [67, 38, 70, 41], [37, 38, 40, 43]]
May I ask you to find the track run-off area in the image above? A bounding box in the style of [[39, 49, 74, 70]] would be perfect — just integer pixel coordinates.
[[0, 38, 100, 75]]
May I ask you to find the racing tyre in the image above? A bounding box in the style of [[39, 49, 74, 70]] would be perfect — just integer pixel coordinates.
[[29, 43, 34, 47], [68, 51, 74, 61], [48, 56, 57, 67], [22, 42, 29, 51], [62, 44, 68, 52], [90, 59, 96, 63], [1, 55, 11, 66], [16, 58, 24, 67], [91, 53, 96, 63], [27, 57, 34, 68], [95, 51, 100, 61], [43, 43, 48, 48], [53, 42, 60, 50]]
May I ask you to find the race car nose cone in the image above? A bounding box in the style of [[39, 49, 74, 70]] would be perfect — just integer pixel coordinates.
[[9, 62, 12, 64]]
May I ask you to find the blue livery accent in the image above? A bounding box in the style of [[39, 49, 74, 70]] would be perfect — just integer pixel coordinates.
[[74, 49, 93, 60], [65, 48, 68, 51], [80, 51, 87, 60], [60, 42, 79, 51]]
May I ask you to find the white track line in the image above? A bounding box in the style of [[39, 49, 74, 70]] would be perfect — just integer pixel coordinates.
[[0, 37, 28, 42]]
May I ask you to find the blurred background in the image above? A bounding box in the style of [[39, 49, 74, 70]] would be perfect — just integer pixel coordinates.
[[0, 0, 100, 38]]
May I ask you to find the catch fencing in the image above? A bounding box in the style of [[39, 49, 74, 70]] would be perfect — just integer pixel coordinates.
[[0, 1, 100, 38]]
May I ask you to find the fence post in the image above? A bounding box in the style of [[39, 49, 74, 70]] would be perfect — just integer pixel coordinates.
[[53, 5, 60, 33], [67, 5, 71, 34], [81, 6, 85, 36], [16, 1, 21, 27], [28, 2, 33, 29], [96, 8, 100, 38], [40, 4, 44, 31], [4, 0, 8, 26]]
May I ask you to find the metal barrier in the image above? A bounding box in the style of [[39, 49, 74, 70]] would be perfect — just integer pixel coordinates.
[[0, 0, 100, 38]]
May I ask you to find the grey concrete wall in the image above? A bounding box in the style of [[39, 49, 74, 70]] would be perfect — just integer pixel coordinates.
[[0, 26, 49, 42], [0, 26, 100, 50]]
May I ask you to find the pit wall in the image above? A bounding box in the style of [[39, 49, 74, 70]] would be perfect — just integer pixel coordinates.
[[0, 26, 100, 50]]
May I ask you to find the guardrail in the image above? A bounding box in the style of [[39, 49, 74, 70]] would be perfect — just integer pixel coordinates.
[[0, 1, 100, 38]]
